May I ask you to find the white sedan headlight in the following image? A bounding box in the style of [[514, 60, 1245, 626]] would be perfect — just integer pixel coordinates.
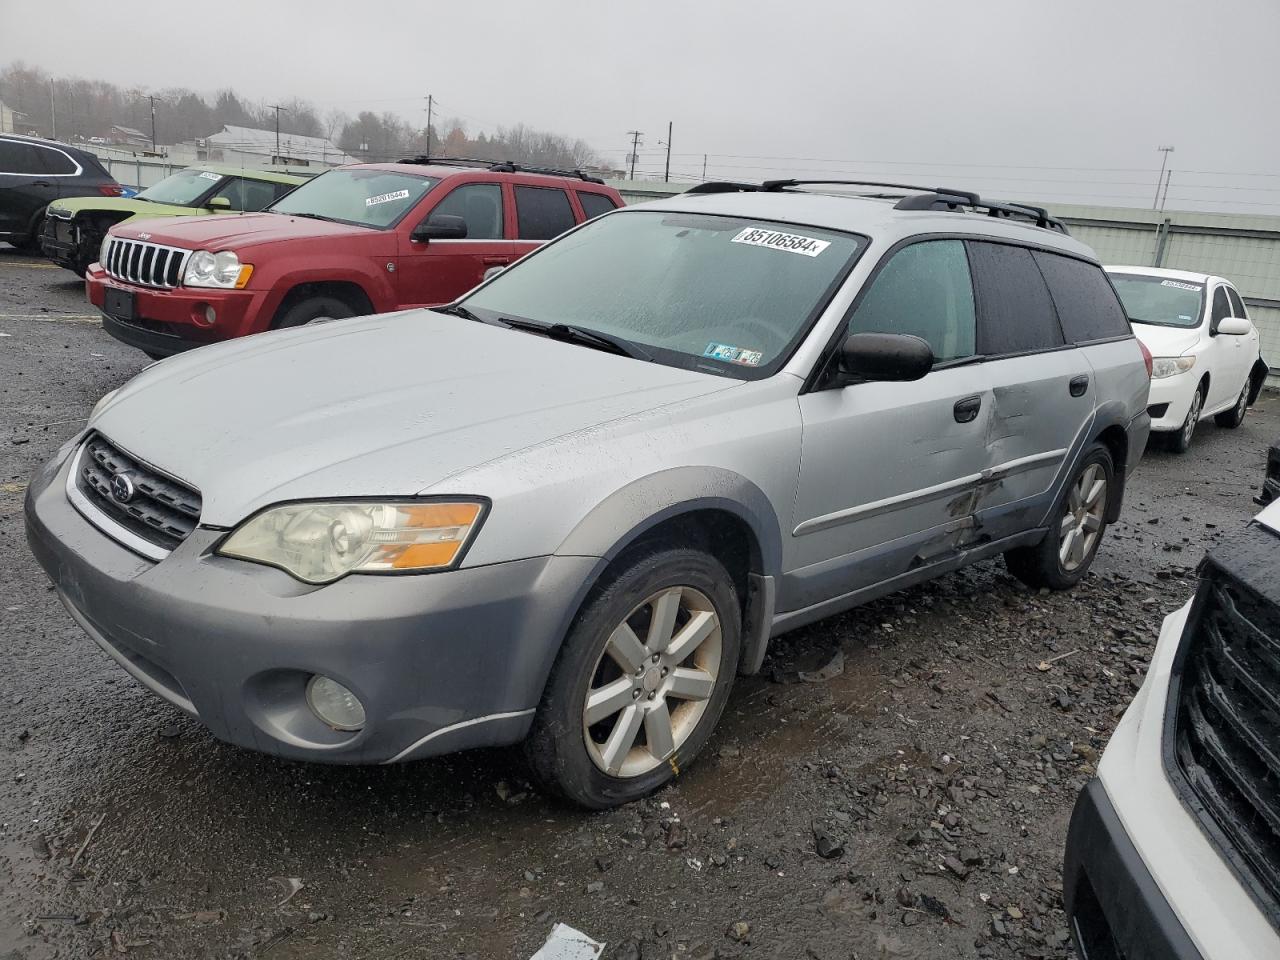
[[217, 501, 485, 584], [183, 249, 253, 289], [1150, 355, 1196, 379]]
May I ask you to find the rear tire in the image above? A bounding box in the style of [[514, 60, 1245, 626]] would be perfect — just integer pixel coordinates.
[[272, 295, 356, 330], [1214, 379, 1250, 428], [1168, 382, 1204, 453], [1004, 443, 1114, 591], [526, 546, 741, 809]]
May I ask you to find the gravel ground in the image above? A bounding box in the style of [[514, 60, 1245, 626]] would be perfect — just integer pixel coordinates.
[[1, 242, 1276, 959]]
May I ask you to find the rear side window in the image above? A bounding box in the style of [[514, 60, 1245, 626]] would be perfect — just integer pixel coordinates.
[[1226, 286, 1248, 318], [428, 183, 504, 239], [515, 185, 576, 240], [1033, 252, 1131, 343], [577, 191, 617, 220], [968, 241, 1064, 355], [847, 239, 976, 362], [0, 139, 44, 175], [36, 146, 77, 175], [1211, 286, 1231, 326]]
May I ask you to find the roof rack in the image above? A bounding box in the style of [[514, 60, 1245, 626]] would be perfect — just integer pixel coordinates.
[[395, 155, 605, 184], [684, 179, 1069, 234]]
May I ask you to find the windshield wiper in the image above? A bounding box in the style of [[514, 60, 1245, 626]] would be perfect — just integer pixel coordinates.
[[280, 211, 342, 223], [497, 317, 652, 361], [436, 303, 485, 323]]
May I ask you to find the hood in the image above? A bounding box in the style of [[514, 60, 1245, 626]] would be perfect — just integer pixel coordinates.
[[93, 311, 740, 526], [107, 212, 375, 251], [49, 196, 200, 219], [1132, 323, 1202, 357], [1257, 500, 1280, 536]]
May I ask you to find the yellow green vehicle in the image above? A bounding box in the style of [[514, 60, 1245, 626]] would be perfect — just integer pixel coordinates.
[[40, 164, 312, 276]]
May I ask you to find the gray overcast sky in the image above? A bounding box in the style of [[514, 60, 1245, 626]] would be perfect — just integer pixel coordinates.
[[3, 0, 1279, 213]]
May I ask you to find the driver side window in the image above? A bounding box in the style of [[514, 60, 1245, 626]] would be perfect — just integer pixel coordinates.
[[425, 183, 504, 240], [846, 240, 976, 362]]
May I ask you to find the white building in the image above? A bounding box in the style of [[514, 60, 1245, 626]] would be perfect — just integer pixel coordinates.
[[198, 124, 356, 167]]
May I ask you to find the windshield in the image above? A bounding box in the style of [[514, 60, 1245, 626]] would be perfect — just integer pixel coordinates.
[[1109, 273, 1205, 328], [461, 211, 866, 377], [269, 169, 437, 229], [137, 168, 224, 206]]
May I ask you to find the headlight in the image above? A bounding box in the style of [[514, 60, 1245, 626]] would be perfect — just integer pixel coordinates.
[[99, 234, 112, 266], [183, 249, 254, 289], [217, 500, 485, 584], [90, 388, 119, 422], [1150, 356, 1197, 379]]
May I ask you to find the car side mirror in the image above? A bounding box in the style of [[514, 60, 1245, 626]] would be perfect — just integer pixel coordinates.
[[411, 214, 467, 243], [1216, 316, 1251, 336], [838, 332, 934, 383], [207, 196, 232, 210]]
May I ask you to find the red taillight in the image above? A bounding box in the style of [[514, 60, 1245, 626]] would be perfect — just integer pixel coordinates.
[[98, 184, 124, 197], [1138, 339, 1153, 378]]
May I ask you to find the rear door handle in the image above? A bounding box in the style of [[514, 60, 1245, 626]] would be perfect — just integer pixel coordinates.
[[1069, 375, 1090, 397], [481, 256, 512, 265], [953, 396, 982, 423], [32, 180, 52, 187]]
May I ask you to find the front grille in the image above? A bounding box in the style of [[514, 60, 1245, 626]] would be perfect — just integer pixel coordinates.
[[74, 433, 201, 552], [102, 237, 188, 289], [1168, 528, 1280, 929]]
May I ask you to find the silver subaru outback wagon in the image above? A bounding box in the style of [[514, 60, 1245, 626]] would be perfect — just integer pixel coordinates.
[[25, 180, 1151, 808]]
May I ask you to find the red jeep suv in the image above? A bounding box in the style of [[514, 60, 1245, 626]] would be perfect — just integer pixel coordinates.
[[85, 159, 623, 357]]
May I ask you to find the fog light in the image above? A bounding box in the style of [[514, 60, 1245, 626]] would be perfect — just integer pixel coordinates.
[[305, 675, 366, 731], [204, 304, 217, 325]]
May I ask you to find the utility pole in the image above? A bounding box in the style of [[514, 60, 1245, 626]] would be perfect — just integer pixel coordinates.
[[267, 104, 290, 164], [49, 79, 56, 140], [626, 130, 643, 180], [702, 154, 707, 180], [145, 95, 164, 152], [425, 94, 433, 158], [1151, 168, 1174, 266], [660, 121, 672, 183], [1153, 146, 1174, 209]]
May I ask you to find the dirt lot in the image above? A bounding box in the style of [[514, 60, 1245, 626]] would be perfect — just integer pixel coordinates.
[[0, 242, 1275, 960]]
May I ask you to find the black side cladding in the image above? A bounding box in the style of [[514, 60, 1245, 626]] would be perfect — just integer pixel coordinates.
[[1165, 521, 1280, 932]]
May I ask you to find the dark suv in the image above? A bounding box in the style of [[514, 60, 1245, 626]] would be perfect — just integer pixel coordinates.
[[0, 135, 122, 251]]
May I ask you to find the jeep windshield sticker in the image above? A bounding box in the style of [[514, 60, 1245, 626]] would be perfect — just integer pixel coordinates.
[[1160, 279, 1202, 291], [366, 189, 411, 207], [197, 171, 221, 181], [730, 227, 830, 258], [704, 342, 764, 366]]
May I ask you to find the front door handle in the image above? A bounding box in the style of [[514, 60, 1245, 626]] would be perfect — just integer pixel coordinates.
[[32, 180, 52, 187], [1069, 375, 1090, 397], [953, 396, 982, 423]]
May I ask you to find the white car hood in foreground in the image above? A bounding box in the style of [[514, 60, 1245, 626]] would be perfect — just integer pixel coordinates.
[[1256, 500, 1280, 535], [92, 311, 741, 526], [1131, 322, 1201, 357]]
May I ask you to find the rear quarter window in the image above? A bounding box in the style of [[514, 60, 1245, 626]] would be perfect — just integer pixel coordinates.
[[968, 241, 1064, 355], [577, 191, 618, 220], [1033, 252, 1132, 343], [515, 185, 576, 240], [36, 146, 77, 175]]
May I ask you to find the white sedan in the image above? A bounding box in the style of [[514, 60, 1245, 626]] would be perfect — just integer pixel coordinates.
[[1108, 266, 1268, 453]]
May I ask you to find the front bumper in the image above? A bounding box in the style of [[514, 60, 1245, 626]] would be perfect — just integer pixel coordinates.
[[86, 264, 267, 356], [1146, 368, 1201, 432], [39, 215, 81, 268], [1064, 602, 1279, 959], [24, 444, 596, 764]]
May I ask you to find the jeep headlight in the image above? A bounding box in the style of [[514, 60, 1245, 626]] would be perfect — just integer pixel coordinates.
[[217, 501, 485, 584], [1150, 356, 1197, 379], [99, 233, 112, 267], [183, 249, 254, 289]]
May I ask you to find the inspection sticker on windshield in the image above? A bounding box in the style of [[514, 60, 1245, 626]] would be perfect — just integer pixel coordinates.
[[197, 171, 221, 180], [704, 342, 763, 366], [731, 227, 830, 258], [1160, 279, 1202, 291], [365, 189, 410, 207]]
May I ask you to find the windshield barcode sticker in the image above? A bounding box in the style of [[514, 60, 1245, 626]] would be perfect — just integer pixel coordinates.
[[198, 171, 221, 180], [731, 227, 830, 257], [1160, 279, 1202, 291], [366, 189, 410, 207]]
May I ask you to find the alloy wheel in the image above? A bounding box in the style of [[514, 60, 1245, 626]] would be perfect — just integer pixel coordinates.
[[582, 586, 721, 778], [1059, 463, 1107, 572], [1182, 389, 1202, 448]]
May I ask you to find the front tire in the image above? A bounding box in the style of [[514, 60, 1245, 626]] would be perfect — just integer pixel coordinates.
[[526, 547, 741, 809], [1168, 383, 1204, 453], [1005, 443, 1114, 591], [272, 295, 356, 330], [1214, 379, 1250, 428]]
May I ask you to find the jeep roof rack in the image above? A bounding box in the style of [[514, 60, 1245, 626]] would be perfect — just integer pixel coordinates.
[[395, 155, 605, 184], [685, 179, 1069, 234]]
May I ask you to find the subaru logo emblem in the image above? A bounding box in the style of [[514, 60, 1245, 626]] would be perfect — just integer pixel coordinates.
[[110, 472, 136, 504]]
